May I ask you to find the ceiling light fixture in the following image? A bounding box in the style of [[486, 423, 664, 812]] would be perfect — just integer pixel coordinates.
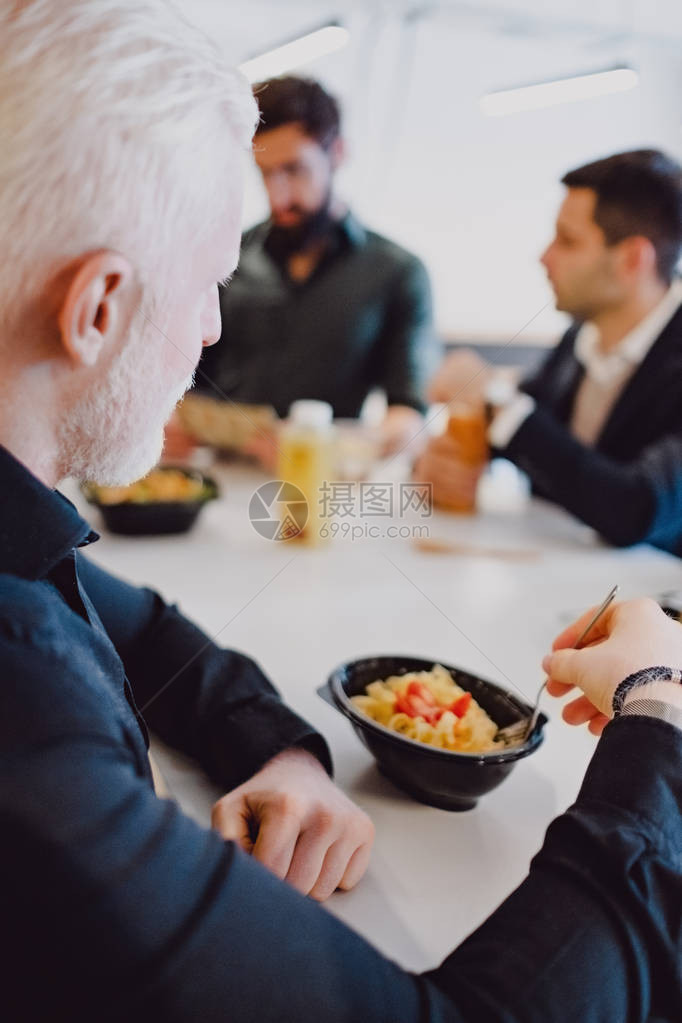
[[480, 66, 639, 117], [239, 25, 350, 83]]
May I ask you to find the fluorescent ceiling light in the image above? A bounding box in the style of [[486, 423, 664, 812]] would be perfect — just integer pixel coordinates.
[[480, 67, 639, 117], [239, 25, 350, 83]]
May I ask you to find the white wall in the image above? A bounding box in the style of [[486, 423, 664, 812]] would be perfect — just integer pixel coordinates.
[[188, 1, 682, 346]]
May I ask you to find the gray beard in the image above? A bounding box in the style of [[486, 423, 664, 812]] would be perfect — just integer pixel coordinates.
[[60, 338, 195, 486]]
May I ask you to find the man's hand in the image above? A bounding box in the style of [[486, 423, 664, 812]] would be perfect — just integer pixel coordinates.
[[428, 348, 492, 405], [543, 598, 682, 735], [413, 432, 485, 510], [211, 747, 375, 901]]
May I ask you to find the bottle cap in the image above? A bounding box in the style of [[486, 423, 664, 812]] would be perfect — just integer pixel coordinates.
[[289, 400, 333, 430]]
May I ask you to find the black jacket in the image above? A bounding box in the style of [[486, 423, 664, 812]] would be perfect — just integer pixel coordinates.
[[500, 305, 682, 553], [2, 444, 682, 1020]]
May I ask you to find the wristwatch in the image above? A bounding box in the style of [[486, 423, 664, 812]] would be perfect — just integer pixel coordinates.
[[612, 666, 682, 715]]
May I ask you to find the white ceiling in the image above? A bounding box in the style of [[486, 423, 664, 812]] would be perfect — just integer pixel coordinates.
[[184, 0, 682, 61], [180, 0, 682, 337]]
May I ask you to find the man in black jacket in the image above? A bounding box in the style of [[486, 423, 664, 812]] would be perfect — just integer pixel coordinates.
[[418, 149, 682, 554]]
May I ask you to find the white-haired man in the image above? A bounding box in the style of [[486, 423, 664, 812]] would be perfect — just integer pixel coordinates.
[[2, 3, 681, 1022]]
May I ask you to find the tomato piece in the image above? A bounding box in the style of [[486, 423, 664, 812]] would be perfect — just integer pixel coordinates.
[[395, 688, 439, 722], [394, 693, 414, 717], [450, 692, 472, 717], [411, 698, 438, 721], [406, 681, 436, 705]]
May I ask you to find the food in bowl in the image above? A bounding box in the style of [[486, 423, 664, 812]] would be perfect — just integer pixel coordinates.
[[324, 655, 548, 811], [351, 664, 502, 754], [84, 468, 211, 505], [81, 467, 218, 536]]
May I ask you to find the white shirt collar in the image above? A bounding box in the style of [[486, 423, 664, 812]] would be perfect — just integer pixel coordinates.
[[574, 278, 682, 385]]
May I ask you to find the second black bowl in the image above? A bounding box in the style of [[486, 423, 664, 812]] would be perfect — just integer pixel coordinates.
[[81, 468, 219, 536]]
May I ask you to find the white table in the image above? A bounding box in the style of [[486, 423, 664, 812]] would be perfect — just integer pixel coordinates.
[[64, 460, 682, 972]]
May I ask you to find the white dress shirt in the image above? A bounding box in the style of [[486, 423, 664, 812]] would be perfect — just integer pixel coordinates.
[[489, 278, 682, 449]]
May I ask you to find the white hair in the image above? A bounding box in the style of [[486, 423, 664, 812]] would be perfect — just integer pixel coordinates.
[[0, 0, 258, 327]]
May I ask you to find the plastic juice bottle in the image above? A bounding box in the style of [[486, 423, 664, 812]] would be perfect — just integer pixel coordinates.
[[277, 400, 334, 545], [442, 403, 488, 513]]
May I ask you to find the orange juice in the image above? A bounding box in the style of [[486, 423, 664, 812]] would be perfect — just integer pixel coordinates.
[[441, 403, 488, 513], [277, 401, 334, 545]]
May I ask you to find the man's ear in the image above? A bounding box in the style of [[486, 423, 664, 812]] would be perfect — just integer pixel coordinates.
[[57, 250, 136, 367], [329, 135, 345, 172], [618, 235, 657, 281]]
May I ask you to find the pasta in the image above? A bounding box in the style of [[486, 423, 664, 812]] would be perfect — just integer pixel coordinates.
[[86, 469, 208, 505], [351, 664, 502, 753]]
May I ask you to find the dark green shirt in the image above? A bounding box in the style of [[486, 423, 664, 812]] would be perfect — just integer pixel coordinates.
[[197, 212, 439, 418]]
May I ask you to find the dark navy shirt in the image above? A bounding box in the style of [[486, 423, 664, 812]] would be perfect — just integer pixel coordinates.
[[197, 212, 439, 418], [1, 445, 681, 1021]]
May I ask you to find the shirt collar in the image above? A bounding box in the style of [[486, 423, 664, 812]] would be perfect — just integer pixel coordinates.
[[574, 278, 682, 385], [0, 445, 98, 581], [337, 211, 367, 249]]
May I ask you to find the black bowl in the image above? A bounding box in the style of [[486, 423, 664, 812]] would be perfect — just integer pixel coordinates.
[[323, 655, 548, 811], [81, 467, 219, 536]]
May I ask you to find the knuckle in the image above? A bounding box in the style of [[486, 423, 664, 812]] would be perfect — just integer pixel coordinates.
[[276, 792, 304, 821], [313, 809, 337, 835], [264, 850, 290, 879], [349, 810, 375, 844], [308, 885, 329, 903], [361, 813, 375, 842], [310, 880, 336, 903]]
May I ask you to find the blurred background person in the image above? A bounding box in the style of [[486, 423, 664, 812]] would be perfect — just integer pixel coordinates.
[[417, 149, 682, 554], [190, 74, 439, 459]]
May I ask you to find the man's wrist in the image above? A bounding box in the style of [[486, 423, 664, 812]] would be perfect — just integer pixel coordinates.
[[615, 667, 682, 733], [278, 736, 333, 777], [613, 666, 682, 713], [487, 391, 536, 448]]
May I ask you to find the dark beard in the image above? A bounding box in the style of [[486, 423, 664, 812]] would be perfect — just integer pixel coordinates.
[[266, 195, 336, 260]]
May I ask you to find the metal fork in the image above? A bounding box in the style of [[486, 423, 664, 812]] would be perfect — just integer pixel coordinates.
[[496, 584, 619, 747]]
